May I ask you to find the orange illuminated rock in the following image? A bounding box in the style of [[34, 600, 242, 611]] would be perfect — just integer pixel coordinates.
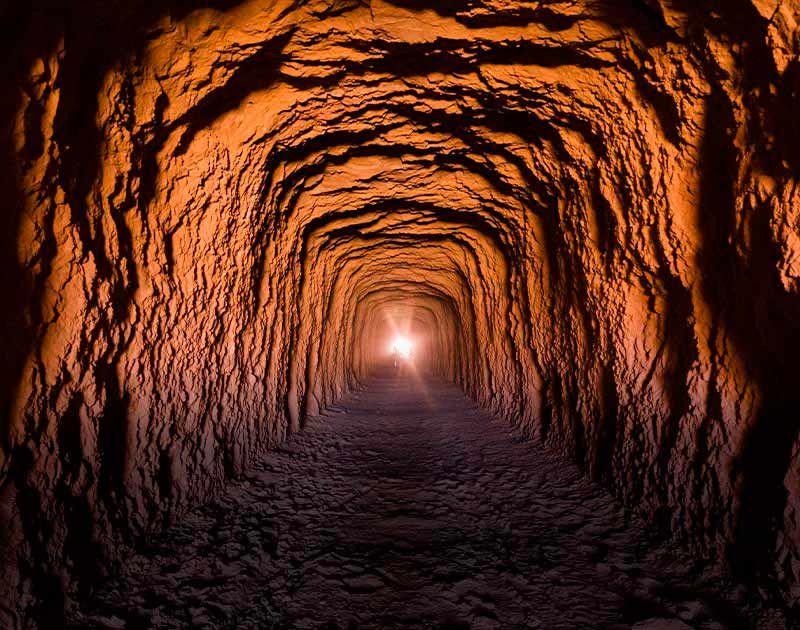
[[1, 0, 799, 625]]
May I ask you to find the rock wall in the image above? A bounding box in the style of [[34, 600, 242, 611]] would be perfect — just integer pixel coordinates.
[[1, 0, 799, 625]]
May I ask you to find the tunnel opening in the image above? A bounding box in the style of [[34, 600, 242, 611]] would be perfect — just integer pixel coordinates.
[[1, 0, 800, 627]]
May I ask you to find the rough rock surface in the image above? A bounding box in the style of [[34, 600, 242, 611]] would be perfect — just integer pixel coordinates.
[[1, 0, 800, 626], [69, 377, 790, 629]]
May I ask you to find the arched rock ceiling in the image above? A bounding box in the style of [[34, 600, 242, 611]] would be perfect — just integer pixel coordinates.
[[1, 0, 800, 623]]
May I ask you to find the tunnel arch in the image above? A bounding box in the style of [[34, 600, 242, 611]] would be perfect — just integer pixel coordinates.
[[2, 0, 800, 624]]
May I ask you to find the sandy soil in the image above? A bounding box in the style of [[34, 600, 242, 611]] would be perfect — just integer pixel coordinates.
[[69, 376, 790, 629]]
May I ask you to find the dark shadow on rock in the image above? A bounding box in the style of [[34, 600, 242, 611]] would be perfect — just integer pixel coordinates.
[[696, 85, 800, 591]]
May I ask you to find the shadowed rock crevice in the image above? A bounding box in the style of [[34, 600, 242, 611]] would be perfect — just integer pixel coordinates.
[[1, 0, 800, 627]]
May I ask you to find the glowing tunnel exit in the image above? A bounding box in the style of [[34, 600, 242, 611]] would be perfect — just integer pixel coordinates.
[[352, 296, 461, 382], [390, 336, 413, 359]]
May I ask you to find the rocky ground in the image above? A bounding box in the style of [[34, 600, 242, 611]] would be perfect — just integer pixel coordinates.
[[69, 377, 792, 629]]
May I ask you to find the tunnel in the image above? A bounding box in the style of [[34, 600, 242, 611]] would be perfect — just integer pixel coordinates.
[[1, 0, 800, 627]]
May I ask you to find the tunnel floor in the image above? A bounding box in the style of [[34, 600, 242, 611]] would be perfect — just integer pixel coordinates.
[[70, 377, 786, 629]]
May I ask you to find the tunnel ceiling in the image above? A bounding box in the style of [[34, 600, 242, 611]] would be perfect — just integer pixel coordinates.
[[1, 0, 800, 624]]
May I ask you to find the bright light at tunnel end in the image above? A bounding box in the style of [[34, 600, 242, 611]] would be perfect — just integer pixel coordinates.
[[391, 336, 413, 359]]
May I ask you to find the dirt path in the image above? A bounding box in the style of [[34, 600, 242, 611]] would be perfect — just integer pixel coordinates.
[[70, 377, 786, 629]]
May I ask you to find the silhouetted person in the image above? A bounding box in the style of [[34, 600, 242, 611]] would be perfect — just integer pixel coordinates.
[[391, 348, 400, 375]]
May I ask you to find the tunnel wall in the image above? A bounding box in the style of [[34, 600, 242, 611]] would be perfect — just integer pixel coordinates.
[[1, 0, 800, 625]]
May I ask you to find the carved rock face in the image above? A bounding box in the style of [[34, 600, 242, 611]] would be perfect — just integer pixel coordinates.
[[1, 0, 799, 624]]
